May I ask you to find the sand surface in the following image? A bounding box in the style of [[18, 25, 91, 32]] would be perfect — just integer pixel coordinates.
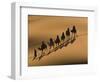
[[28, 15, 88, 66]]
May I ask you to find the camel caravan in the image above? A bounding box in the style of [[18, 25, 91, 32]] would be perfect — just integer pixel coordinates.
[[32, 25, 77, 61]]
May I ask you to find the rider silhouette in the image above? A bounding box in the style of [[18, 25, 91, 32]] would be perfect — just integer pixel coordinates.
[[71, 25, 77, 39]]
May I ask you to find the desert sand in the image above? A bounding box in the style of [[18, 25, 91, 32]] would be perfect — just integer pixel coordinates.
[[28, 15, 88, 66]]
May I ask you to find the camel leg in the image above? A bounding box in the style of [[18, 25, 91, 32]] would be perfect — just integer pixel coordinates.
[[32, 56, 36, 61]]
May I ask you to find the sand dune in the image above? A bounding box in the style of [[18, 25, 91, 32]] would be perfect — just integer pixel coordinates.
[[28, 15, 88, 66]]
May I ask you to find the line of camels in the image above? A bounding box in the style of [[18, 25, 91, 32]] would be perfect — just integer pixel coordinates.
[[32, 25, 77, 61]]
